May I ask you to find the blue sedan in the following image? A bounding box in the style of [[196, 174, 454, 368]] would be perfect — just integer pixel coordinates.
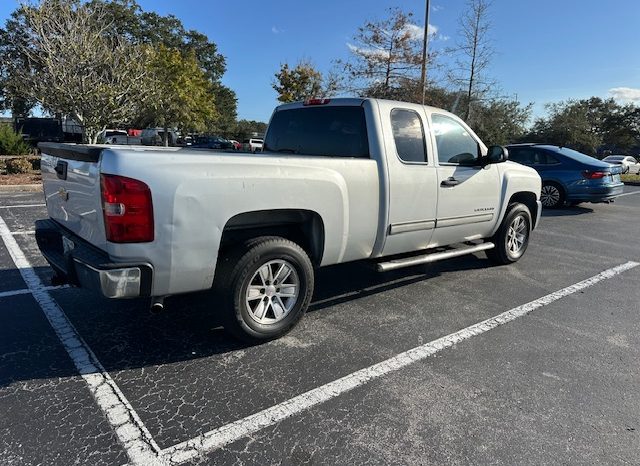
[[506, 144, 624, 208]]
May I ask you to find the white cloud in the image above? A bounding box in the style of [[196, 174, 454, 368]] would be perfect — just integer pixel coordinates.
[[346, 23, 441, 57], [271, 26, 283, 34], [438, 34, 450, 41], [609, 87, 640, 102], [347, 42, 390, 59], [432, 4, 444, 12], [403, 23, 438, 41]]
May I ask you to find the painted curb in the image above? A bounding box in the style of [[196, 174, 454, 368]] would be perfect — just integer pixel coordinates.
[[0, 184, 43, 193]]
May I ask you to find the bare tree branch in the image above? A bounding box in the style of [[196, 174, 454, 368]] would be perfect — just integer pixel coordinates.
[[447, 0, 496, 120]]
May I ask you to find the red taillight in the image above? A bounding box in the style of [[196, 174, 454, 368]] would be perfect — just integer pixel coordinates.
[[100, 174, 154, 243], [303, 98, 331, 106], [582, 170, 607, 179]]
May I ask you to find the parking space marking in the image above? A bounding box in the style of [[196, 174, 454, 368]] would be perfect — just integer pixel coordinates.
[[0, 204, 46, 209], [0, 285, 68, 299], [0, 214, 164, 466], [159, 261, 639, 465], [11, 230, 35, 235], [616, 191, 640, 198]]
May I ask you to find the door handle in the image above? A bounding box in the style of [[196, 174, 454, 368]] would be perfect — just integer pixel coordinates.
[[440, 177, 459, 187]]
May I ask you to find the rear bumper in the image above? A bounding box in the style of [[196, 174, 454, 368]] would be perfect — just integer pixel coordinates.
[[566, 183, 624, 202], [35, 219, 153, 298]]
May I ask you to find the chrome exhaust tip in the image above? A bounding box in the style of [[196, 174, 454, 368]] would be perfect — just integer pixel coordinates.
[[150, 297, 165, 313]]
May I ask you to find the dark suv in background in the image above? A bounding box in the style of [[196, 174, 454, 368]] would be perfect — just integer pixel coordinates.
[[507, 144, 624, 208], [191, 135, 234, 150]]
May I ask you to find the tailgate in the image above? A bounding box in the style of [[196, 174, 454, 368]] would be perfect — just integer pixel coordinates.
[[39, 143, 107, 250]]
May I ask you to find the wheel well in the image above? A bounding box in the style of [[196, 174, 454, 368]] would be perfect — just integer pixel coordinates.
[[508, 192, 538, 227], [220, 209, 325, 265]]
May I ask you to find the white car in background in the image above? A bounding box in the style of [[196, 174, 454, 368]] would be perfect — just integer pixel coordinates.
[[98, 129, 129, 144], [242, 138, 263, 153], [602, 155, 640, 174]]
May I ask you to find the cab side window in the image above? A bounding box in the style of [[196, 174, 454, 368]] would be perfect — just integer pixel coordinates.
[[431, 114, 479, 165], [391, 109, 427, 163]]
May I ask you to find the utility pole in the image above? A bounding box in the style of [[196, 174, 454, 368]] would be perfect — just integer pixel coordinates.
[[420, 0, 431, 105]]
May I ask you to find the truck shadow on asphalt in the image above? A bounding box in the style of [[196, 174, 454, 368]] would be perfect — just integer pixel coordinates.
[[541, 205, 594, 217], [308, 255, 489, 312], [0, 255, 490, 385]]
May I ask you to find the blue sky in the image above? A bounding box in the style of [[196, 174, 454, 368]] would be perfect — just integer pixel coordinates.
[[1, 0, 639, 123]]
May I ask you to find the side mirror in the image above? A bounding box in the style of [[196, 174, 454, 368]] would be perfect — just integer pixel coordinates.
[[486, 145, 509, 164]]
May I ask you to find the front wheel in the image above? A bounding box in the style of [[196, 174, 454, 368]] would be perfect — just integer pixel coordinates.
[[216, 237, 314, 343], [486, 203, 532, 265]]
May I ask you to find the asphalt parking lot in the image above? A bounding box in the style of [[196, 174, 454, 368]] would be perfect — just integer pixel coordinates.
[[1, 187, 639, 465]]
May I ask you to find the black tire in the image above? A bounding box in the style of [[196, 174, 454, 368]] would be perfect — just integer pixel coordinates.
[[540, 181, 565, 208], [215, 236, 314, 343], [486, 203, 532, 265]]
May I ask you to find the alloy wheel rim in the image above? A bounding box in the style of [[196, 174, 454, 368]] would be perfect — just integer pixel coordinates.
[[507, 215, 528, 256], [245, 259, 300, 324], [540, 185, 560, 207]]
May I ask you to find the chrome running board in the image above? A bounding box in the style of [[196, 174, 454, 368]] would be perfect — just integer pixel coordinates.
[[376, 242, 495, 272]]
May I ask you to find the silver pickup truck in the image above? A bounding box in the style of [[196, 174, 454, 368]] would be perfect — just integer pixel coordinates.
[[36, 98, 542, 342]]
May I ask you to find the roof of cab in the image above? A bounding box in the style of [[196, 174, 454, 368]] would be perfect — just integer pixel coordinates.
[[274, 97, 449, 115]]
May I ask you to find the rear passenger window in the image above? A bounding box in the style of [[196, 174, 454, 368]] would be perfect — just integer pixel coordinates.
[[391, 109, 427, 163], [542, 152, 559, 164], [533, 150, 559, 165], [509, 149, 531, 165], [432, 114, 479, 165], [510, 148, 535, 165]]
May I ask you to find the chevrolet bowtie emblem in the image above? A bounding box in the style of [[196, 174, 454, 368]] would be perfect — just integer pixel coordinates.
[[58, 187, 69, 201]]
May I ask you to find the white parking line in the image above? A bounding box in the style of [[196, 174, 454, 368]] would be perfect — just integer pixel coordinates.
[[11, 230, 35, 235], [0, 285, 68, 299], [0, 204, 46, 209], [616, 191, 640, 198], [159, 261, 639, 465], [0, 214, 164, 466]]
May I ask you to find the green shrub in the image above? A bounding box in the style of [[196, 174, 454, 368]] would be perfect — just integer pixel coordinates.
[[5, 157, 33, 174], [0, 124, 31, 155], [621, 173, 640, 183]]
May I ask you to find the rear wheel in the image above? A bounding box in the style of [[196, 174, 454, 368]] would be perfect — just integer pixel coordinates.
[[216, 237, 314, 343], [486, 203, 532, 265], [540, 182, 565, 208]]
